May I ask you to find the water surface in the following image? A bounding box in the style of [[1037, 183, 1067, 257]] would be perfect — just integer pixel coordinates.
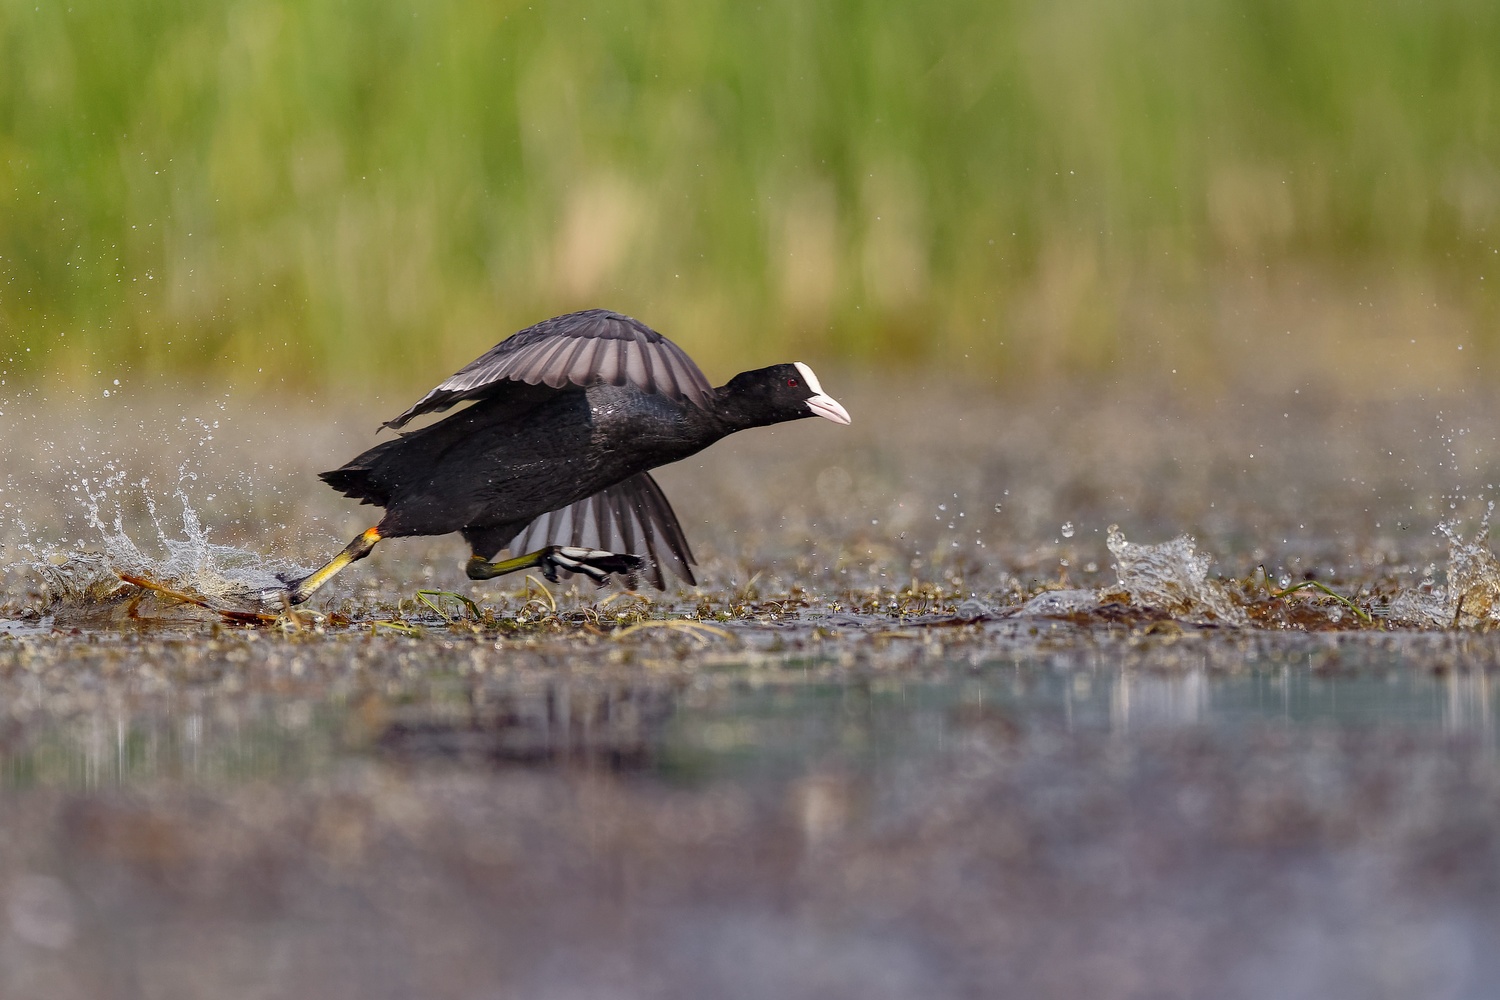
[[6, 384, 1500, 998]]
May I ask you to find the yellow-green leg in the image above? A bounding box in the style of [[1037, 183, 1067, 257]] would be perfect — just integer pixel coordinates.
[[467, 546, 641, 584], [286, 527, 382, 605]]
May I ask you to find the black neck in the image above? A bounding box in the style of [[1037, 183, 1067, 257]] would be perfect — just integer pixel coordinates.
[[642, 374, 811, 465], [706, 386, 764, 433]]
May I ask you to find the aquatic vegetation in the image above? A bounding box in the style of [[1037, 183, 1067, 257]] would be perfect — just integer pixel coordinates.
[[26, 514, 1500, 637], [5, 383, 1500, 640], [612, 620, 732, 644], [413, 590, 484, 624], [1256, 574, 1374, 627]]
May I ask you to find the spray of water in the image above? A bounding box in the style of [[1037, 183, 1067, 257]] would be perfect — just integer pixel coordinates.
[[1384, 502, 1500, 627], [23, 475, 306, 611], [1102, 526, 1248, 625]]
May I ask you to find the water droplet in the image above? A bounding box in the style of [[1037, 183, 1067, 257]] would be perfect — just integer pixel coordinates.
[[1061, 522, 1075, 538]]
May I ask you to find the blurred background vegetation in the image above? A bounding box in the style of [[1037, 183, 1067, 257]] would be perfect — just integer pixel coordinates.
[[1, 0, 1497, 393]]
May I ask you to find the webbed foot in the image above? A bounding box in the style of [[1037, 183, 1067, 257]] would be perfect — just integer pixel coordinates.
[[467, 546, 642, 585]]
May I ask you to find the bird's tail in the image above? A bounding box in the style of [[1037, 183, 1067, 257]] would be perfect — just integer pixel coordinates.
[[319, 465, 388, 507]]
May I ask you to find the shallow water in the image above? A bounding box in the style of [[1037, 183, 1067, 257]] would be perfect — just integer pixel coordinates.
[[6, 381, 1500, 998], [6, 633, 1498, 789], [6, 629, 1500, 999]]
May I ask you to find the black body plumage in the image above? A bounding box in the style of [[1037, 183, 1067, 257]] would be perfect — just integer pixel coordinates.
[[315, 309, 850, 590]]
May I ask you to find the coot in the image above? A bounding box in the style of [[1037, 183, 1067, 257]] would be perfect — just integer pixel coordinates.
[[283, 309, 850, 604]]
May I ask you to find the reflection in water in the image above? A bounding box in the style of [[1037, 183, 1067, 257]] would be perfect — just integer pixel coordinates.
[[1445, 670, 1494, 742], [7, 644, 1500, 790], [5, 637, 1500, 1000], [377, 681, 674, 771], [1086, 659, 1499, 750], [1109, 668, 1209, 731], [7, 702, 341, 789]]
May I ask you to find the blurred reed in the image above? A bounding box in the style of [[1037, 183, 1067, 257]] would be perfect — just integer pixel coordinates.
[[1, 0, 1497, 391]]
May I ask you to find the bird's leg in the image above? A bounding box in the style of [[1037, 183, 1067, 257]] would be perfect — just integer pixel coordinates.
[[283, 527, 382, 605], [467, 546, 641, 585]]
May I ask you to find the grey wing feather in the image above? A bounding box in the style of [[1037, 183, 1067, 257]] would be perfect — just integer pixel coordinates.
[[505, 473, 696, 590], [596, 338, 624, 385], [383, 309, 714, 429]]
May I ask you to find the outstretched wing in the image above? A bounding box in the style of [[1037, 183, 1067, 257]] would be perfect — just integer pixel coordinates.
[[501, 473, 695, 590], [384, 309, 714, 429]]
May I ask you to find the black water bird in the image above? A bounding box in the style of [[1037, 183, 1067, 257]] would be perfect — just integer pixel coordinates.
[[282, 309, 851, 604]]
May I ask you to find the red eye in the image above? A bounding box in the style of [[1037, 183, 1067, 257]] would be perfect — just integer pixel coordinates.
[[787, 379, 799, 387]]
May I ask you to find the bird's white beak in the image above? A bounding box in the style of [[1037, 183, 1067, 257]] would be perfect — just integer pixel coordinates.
[[807, 393, 852, 425], [794, 362, 852, 425]]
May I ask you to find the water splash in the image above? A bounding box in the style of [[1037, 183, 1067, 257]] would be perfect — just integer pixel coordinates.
[[1102, 526, 1247, 625], [1013, 527, 1247, 625], [34, 550, 125, 607], [1389, 503, 1500, 627], [33, 486, 305, 610]]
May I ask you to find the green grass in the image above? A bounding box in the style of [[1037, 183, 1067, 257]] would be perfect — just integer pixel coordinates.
[[1, 0, 1498, 389]]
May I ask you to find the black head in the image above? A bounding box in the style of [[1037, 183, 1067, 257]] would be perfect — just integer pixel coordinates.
[[720, 362, 852, 428]]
